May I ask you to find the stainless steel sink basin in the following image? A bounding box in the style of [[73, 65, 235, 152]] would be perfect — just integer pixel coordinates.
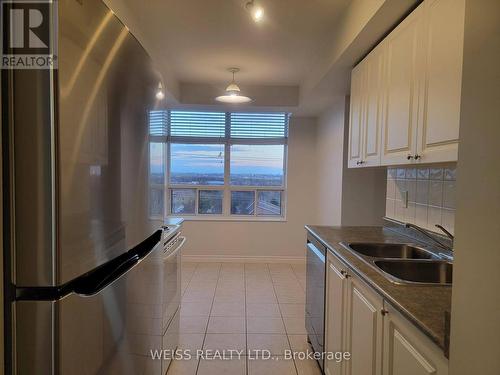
[[374, 260, 453, 285], [347, 243, 436, 260]]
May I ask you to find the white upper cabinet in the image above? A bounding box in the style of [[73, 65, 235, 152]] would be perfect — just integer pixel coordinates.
[[348, 0, 465, 167], [348, 63, 365, 168], [363, 45, 385, 167], [417, 0, 465, 163], [348, 44, 385, 168], [381, 5, 424, 166]]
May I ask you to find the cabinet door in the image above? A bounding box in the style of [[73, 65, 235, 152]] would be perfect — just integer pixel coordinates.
[[325, 256, 348, 375], [362, 44, 385, 167], [348, 63, 365, 168], [381, 4, 424, 166], [383, 304, 448, 375], [416, 0, 465, 163], [344, 273, 384, 375]]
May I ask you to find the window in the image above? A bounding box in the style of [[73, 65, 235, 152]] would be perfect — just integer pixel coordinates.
[[148, 110, 289, 219], [170, 143, 225, 185], [230, 144, 285, 186], [199, 190, 223, 214], [171, 189, 196, 215], [231, 191, 255, 215], [149, 142, 165, 217]]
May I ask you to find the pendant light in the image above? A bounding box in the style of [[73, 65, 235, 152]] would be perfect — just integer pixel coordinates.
[[156, 82, 165, 100], [215, 68, 252, 104]]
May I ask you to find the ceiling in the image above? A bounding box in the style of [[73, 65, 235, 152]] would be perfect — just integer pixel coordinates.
[[108, 0, 350, 86], [105, 0, 418, 115]]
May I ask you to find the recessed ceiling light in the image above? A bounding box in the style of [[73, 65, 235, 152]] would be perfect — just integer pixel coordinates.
[[246, 1, 264, 22], [215, 68, 252, 104], [252, 6, 264, 22]]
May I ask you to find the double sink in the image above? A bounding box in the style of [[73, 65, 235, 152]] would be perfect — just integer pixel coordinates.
[[341, 243, 452, 286]]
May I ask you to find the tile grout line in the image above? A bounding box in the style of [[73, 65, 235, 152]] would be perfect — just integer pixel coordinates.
[[181, 262, 199, 298], [267, 263, 300, 375], [290, 264, 306, 294], [195, 263, 222, 375]]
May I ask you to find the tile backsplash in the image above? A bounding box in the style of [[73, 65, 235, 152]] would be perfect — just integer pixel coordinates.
[[386, 164, 456, 235]]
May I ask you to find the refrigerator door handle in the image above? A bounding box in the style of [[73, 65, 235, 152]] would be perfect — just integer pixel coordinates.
[[73, 253, 140, 297], [71, 229, 163, 297], [15, 230, 162, 301]]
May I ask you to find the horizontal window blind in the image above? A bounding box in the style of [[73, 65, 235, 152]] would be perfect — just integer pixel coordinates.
[[170, 111, 226, 138], [230, 113, 288, 139], [149, 110, 290, 139], [149, 110, 168, 136]]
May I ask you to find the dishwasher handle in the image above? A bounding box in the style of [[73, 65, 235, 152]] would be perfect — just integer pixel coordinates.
[[307, 241, 325, 263]]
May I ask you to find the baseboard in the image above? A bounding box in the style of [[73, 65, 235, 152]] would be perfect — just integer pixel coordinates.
[[181, 254, 306, 264]]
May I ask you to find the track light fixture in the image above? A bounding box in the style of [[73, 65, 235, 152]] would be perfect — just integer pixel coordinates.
[[245, 0, 264, 22]]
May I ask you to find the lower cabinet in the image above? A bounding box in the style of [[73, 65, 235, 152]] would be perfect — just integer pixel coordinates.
[[383, 304, 448, 375], [325, 252, 448, 375], [344, 273, 383, 375], [325, 256, 348, 375]]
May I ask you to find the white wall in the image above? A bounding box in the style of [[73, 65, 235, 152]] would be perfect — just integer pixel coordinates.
[[316, 99, 346, 225], [449, 1, 500, 373], [316, 96, 386, 226], [181, 117, 317, 261]]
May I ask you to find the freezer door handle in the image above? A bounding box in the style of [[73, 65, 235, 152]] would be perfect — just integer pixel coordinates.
[[15, 230, 162, 301]]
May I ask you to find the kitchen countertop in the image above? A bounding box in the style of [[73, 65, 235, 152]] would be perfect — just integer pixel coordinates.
[[305, 225, 452, 354], [164, 217, 184, 226]]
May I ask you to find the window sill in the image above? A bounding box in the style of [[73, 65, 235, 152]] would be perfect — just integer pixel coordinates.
[[167, 215, 287, 223]]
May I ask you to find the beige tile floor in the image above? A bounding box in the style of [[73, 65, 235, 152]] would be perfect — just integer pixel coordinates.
[[167, 262, 321, 375]]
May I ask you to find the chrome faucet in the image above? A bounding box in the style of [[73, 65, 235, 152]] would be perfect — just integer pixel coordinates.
[[404, 223, 454, 252], [435, 224, 454, 241]]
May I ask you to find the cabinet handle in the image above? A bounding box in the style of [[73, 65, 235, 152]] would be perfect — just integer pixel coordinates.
[[357, 160, 365, 165], [381, 309, 389, 316], [407, 154, 414, 160], [414, 154, 421, 160]]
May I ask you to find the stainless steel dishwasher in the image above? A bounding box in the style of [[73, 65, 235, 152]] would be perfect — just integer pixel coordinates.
[[305, 233, 327, 371]]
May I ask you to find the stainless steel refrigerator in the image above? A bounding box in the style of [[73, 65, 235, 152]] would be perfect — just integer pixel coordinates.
[[2, 0, 176, 373]]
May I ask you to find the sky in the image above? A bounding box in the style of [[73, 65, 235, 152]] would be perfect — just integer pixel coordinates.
[[150, 143, 284, 175]]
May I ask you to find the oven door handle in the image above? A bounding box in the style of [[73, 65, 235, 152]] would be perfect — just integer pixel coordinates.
[[164, 236, 186, 260], [307, 242, 325, 263]]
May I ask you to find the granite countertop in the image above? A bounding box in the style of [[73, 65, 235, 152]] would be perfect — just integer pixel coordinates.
[[305, 225, 452, 354]]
